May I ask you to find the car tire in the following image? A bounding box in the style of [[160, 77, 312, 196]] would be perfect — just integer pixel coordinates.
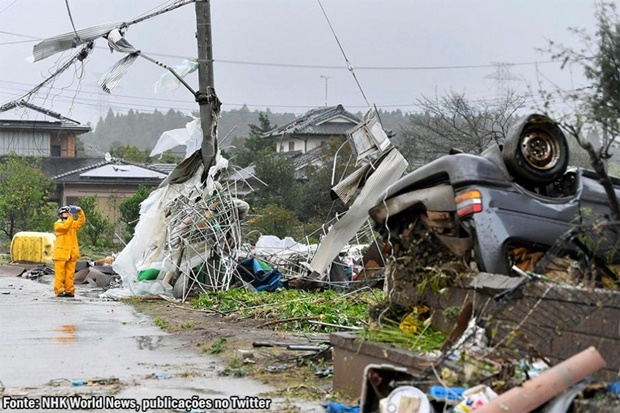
[[503, 114, 569, 185]]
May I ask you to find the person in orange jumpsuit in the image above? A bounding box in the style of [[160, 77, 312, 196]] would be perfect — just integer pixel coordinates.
[[52, 205, 86, 297]]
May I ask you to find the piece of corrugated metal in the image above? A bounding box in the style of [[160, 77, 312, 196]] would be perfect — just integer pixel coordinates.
[[32, 22, 121, 62], [98, 54, 139, 93], [309, 148, 408, 277], [330, 163, 372, 204]]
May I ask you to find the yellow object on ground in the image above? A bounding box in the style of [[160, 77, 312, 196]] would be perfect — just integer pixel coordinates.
[[10, 232, 56, 264], [399, 305, 430, 334]]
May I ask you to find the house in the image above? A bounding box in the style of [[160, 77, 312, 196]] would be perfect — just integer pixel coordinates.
[[50, 159, 167, 224], [226, 105, 361, 197], [225, 146, 328, 198], [0, 100, 91, 157], [0, 101, 169, 220], [262, 104, 360, 154]]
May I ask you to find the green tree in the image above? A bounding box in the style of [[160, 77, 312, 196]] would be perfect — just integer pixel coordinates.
[[76, 195, 114, 249], [297, 165, 347, 223], [110, 144, 149, 163], [296, 137, 352, 222], [234, 113, 276, 167], [250, 149, 302, 212], [156, 151, 180, 164], [543, 1, 620, 219], [246, 204, 303, 241], [0, 155, 56, 239], [119, 185, 154, 241]]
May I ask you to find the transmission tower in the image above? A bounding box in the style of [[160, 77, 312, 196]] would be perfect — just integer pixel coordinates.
[[483, 62, 520, 98]]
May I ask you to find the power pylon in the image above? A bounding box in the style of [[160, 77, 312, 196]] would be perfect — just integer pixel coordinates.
[[483, 62, 520, 98]]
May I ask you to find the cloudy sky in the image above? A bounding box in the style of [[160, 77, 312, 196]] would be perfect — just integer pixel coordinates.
[[0, 0, 607, 127]]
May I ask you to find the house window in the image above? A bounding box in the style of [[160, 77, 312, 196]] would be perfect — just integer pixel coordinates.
[[51, 145, 61, 157], [288, 141, 295, 151]]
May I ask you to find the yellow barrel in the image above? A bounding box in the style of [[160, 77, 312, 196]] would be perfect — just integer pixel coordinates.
[[10, 232, 56, 265]]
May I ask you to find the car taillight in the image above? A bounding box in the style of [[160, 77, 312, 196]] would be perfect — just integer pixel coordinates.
[[455, 190, 482, 218]]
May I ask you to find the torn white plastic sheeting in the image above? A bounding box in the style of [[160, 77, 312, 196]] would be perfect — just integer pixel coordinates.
[[150, 117, 202, 160], [107, 150, 232, 299], [101, 280, 173, 300], [254, 235, 312, 257], [205, 151, 229, 196], [108, 162, 205, 297], [105, 28, 138, 54], [154, 59, 199, 93], [309, 148, 408, 276]]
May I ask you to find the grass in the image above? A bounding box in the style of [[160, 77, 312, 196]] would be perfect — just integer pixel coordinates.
[[220, 357, 246, 377], [152, 316, 169, 330], [357, 318, 446, 353], [180, 321, 195, 329], [193, 288, 384, 332], [208, 337, 227, 354]]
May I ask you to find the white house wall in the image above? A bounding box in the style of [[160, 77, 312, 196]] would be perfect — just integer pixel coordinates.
[[278, 137, 326, 153], [0, 131, 50, 156]]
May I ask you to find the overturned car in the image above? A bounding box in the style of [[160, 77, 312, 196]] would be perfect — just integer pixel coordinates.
[[369, 114, 620, 276]]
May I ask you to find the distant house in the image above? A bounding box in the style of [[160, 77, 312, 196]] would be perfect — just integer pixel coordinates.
[[0, 100, 91, 157], [48, 159, 167, 224], [225, 164, 260, 197], [226, 106, 361, 198], [261, 104, 360, 154]]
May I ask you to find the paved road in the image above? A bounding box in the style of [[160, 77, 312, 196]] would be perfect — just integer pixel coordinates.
[[0, 268, 324, 412]]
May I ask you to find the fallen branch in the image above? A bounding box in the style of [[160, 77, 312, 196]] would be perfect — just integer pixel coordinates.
[[307, 320, 362, 331], [168, 303, 227, 316], [256, 316, 320, 328]]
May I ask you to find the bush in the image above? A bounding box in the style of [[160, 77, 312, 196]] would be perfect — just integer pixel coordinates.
[[76, 196, 115, 249]]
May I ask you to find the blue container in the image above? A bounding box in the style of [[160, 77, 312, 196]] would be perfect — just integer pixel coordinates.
[[429, 385, 466, 401]]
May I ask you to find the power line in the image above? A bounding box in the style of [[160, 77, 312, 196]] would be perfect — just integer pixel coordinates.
[[0, 28, 563, 71], [63, 0, 80, 41], [0, 77, 579, 115], [0, 0, 20, 15]]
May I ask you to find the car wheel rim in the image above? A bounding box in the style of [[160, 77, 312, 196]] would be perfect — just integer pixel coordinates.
[[520, 129, 560, 171]]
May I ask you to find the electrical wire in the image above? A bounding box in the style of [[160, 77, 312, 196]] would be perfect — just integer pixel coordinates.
[[316, 0, 369, 106], [122, 0, 195, 29], [0, 29, 564, 72], [64, 0, 79, 42], [0, 0, 19, 15], [0, 42, 94, 110]]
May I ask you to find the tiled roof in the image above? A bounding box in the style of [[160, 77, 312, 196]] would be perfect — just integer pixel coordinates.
[[262, 104, 360, 138], [40, 158, 106, 178], [0, 101, 90, 134], [0, 100, 82, 124], [149, 163, 177, 174], [293, 146, 326, 169], [52, 158, 167, 184]]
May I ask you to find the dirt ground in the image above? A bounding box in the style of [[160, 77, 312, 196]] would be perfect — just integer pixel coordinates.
[[126, 296, 342, 407]]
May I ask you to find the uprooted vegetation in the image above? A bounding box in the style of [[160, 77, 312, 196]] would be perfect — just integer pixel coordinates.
[[192, 288, 384, 332]]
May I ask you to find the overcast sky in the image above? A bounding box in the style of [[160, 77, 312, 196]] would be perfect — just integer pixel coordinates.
[[0, 0, 608, 127]]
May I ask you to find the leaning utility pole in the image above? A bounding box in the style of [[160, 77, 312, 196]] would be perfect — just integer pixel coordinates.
[[195, 0, 219, 172]]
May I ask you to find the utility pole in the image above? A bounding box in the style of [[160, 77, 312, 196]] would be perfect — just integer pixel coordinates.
[[320, 75, 332, 107], [195, 0, 219, 172]]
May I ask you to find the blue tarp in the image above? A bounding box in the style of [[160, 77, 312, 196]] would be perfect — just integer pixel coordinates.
[[238, 258, 285, 292]]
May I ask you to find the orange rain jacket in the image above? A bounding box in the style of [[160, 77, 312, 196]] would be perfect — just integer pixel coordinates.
[[52, 209, 86, 261]]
